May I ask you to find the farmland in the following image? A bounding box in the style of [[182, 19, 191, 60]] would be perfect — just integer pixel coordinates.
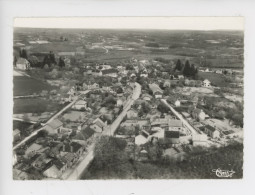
[[13, 76, 56, 96], [13, 98, 62, 114]]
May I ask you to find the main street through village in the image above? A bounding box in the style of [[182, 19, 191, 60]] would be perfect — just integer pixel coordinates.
[[63, 82, 141, 180], [161, 99, 199, 135]]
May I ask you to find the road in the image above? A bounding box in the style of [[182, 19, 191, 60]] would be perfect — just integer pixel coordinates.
[[103, 82, 141, 136], [64, 82, 141, 180], [14, 95, 41, 99], [13, 118, 38, 124], [161, 99, 199, 135], [13, 90, 90, 151], [61, 144, 95, 180]]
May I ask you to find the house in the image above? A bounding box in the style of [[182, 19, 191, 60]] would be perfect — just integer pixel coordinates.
[[138, 149, 149, 161], [24, 143, 44, 158], [163, 80, 171, 88], [204, 125, 220, 138], [178, 75, 184, 79], [42, 160, 67, 179], [151, 127, 165, 139], [117, 98, 124, 107], [168, 119, 183, 131], [72, 100, 87, 110], [16, 58, 30, 70], [215, 69, 223, 74], [101, 64, 112, 70], [151, 118, 169, 128], [130, 73, 136, 78], [149, 83, 163, 99], [141, 93, 152, 101], [90, 118, 106, 132], [101, 69, 118, 78], [192, 134, 208, 146], [202, 79, 211, 87], [86, 70, 92, 75], [192, 108, 206, 121], [79, 126, 95, 139], [62, 142, 84, 156], [174, 100, 181, 107], [44, 119, 63, 134], [135, 130, 150, 145], [67, 87, 76, 96], [83, 83, 88, 90], [32, 155, 53, 171], [164, 130, 180, 146], [13, 169, 29, 180], [13, 129, 21, 142], [121, 120, 138, 127], [88, 83, 99, 90], [93, 117, 108, 127], [140, 72, 148, 78], [92, 70, 102, 76], [127, 108, 138, 119]]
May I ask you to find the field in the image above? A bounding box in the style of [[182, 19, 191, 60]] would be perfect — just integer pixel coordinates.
[[13, 98, 62, 114], [197, 72, 229, 87], [13, 76, 56, 96], [14, 28, 244, 69]]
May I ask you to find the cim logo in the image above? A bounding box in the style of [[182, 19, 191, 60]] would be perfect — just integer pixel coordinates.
[[212, 168, 235, 178]]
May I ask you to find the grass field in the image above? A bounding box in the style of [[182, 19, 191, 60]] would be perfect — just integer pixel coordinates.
[[13, 98, 62, 114], [13, 76, 56, 96], [198, 72, 229, 87]]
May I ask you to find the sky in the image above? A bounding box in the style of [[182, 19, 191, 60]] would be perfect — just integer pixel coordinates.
[[14, 17, 244, 30]]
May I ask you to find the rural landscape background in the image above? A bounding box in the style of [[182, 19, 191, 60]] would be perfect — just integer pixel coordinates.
[[13, 27, 243, 180]]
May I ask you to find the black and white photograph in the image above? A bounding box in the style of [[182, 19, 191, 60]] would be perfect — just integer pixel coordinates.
[[12, 17, 244, 180]]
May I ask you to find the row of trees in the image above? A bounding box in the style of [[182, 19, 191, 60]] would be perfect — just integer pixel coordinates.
[[175, 59, 198, 78]]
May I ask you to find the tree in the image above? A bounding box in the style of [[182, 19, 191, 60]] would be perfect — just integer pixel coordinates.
[[58, 57, 65, 68], [157, 103, 170, 113], [28, 56, 39, 67], [20, 49, 28, 59], [37, 130, 48, 137], [175, 59, 182, 71], [48, 69, 59, 79], [49, 51, 56, 64], [183, 60, 191, 77], [93, 136, 128, 169]]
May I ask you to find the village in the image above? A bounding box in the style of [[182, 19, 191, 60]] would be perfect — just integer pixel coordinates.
[[13, 28, 243, 180]]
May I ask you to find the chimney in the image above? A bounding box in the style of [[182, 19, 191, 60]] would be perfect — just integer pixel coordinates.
[[71, 145, 73, 153], [63, 144, 65, 152]]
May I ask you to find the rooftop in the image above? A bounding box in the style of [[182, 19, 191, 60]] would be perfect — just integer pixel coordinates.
[[47, 119, 63, 129]]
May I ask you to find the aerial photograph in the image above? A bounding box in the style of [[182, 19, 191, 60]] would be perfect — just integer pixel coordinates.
[[12, 17, 244, 180]]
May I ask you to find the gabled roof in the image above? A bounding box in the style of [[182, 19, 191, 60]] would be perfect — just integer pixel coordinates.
[[149, 83, 163, 94], [63, 142, 83, 153], [83, 126, 95, 139], [53, 160, 66, 170], [93, 120, 105, 129], [192, 134, 207, 142], [101, 69, 118, 75], [203, 79, 211, 83], [168, 120, 182, 127], [17, 58, 29, 64], [13, 129, 20, 136], [165, 130, 180, 138], [75, 100, 87, 105], [193, 108, 204, 115], [47, 119, 63, 129], [204, 125, 216, 132], [62, 152, 76, 162]]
